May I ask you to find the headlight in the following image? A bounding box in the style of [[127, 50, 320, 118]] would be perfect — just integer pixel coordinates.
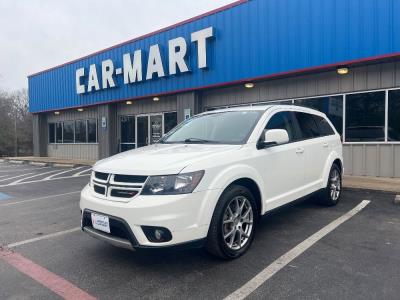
[[141, 170, 204, 195]]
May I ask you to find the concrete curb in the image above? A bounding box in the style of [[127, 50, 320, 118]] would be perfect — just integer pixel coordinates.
[[52, 163, 75, 168], [29, 162, 48, 167], [8, 160, 25, 164], [394, 195, 400, 205]]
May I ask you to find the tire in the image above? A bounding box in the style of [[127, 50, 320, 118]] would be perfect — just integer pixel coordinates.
[[318, 164, 342, 206], [206, 184, 258, 259]]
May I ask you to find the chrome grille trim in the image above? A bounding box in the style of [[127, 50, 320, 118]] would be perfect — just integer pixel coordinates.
[[90, 172, 148, 202]]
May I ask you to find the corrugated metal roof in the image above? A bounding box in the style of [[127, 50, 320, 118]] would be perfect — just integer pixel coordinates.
[[29, 0, 400, 113]]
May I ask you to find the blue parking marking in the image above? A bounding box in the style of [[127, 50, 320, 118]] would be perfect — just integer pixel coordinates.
[[0, 192, 11, 200]]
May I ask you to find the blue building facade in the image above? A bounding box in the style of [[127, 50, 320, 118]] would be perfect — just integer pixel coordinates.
[[30, 0, 400, 178], [29, 0, 400, 113]]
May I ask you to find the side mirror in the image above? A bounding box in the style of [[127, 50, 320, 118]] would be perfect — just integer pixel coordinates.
[[258, 129, 289, 149]]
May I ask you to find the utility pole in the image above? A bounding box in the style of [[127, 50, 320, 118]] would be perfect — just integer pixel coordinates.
[[14, 112, 18, 157]]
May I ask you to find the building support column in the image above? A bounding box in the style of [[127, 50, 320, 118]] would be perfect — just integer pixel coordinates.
[[176, 91, 203, 123], [97, 104, 118, 159], [32, 113, 47, 157]]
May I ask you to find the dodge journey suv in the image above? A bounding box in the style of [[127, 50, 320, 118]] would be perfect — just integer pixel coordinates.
[[80, 105, 343, 259]]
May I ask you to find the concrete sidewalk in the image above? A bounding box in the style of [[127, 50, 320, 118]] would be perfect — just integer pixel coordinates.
[[343, 175, 400, 194], [2, 156, 95, 167]]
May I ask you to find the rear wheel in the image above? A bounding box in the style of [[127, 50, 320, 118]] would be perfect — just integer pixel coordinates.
[[206, 185, 258, 259], [319, 164, 342, 206]]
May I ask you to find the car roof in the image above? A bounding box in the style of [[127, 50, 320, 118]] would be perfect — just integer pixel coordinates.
[[201, 105, 326, 116]]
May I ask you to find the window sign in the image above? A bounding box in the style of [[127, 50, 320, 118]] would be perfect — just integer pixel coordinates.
[[184, 108, 191, 120]]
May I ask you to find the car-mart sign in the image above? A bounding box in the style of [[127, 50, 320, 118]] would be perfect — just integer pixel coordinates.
[[75, 27, 214, 95]]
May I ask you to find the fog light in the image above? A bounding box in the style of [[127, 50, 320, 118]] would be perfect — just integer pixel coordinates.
[[141, 226, 172, 243], [154, 229, 163, 241]]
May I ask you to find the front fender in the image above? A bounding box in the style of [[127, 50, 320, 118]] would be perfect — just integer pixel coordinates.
[[198, 164, 266, 224]]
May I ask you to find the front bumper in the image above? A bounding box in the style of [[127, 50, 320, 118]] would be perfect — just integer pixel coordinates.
[[79, 185, 222, 249]]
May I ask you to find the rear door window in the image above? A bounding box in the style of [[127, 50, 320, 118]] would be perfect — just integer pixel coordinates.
[[295, 112, 320, 139], [313, 115, 335, 136]]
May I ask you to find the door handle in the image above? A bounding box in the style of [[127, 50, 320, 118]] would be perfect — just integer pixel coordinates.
[[295, 147, 304, 154], [323, 143, 329, 148]]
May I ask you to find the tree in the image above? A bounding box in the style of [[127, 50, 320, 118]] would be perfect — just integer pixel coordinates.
[[0, 88, 32, 157]]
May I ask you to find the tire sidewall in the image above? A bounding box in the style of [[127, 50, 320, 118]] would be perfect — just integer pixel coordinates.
[[216, 185, 258, 259]]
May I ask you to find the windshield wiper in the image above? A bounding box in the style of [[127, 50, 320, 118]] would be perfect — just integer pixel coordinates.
[[183, 138, 213, 144]]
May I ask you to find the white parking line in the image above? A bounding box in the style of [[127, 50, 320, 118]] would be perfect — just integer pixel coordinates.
[[7, 169, 70, 185], [43, 166, 85, 180], [6, 227, 81, 248], [0, 173, 90, 188], [0, 172, 35, 183], [224, 200, 371, 300], [72, 168, 92, 177], [0, 191, 81, 207]]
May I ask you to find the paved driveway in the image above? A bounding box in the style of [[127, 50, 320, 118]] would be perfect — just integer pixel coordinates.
[[0, 162, 399, 299]]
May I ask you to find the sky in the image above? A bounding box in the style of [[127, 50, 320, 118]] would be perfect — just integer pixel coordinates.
[[0, 0, 234, 91]]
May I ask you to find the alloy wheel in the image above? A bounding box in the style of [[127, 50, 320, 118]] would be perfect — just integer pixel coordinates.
[[329, 168, 341, 201], [222, 196, 254, 250]]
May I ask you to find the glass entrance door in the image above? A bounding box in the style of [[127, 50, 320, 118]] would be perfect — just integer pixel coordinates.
[[137, 116, 149, 148], [120, 116, 135, 152], [150, 115, 162, 144]]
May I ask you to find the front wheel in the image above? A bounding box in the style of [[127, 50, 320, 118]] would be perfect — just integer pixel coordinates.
[[206, 185, 258, 259], [318, 164, 342, 206]]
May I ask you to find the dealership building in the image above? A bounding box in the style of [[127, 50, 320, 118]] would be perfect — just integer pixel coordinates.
[[29, 0, 400, 177]]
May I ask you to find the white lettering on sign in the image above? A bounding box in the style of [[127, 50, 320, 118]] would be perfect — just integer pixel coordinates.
[[146, 44, 165, 80], [87, 64, 100, 92], [123, 50, 142, 84], [75, 27, 214, 94], [168, 37, 189, 75], [191, 27, 214, 69]]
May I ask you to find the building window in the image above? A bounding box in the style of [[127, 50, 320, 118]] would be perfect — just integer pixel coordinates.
[[56, 122, 63, 143], [87, 119, 97, 143], [63, 121, 74, 143], [48, 123, 55, 143], [75, 120, 87, 143], [294, 96, 343, 135], [388, 90, 400, 141], [345, 91, 385, 142], [164, 112, 178, 134]]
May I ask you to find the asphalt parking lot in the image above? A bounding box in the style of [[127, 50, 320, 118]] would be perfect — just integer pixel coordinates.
[[0, 161, 399, 300]]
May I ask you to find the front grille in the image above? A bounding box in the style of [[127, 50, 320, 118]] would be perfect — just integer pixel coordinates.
[[95, 171, 109, 181], [82, 210, 138, 246], [110, 189, 138, 198], [93, 184, 106, 195], [90, 171, 148, 202], [113, 174, 147, 183]]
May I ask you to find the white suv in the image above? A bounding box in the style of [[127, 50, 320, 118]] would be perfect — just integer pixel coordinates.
[[80, 105, 343, 259]]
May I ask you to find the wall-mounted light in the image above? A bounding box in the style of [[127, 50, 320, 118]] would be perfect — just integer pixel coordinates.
[[77, 108, 84, 112], [54, 111, 60, 115], [244, 82, 254, 88], [126, 100, 133, 105], [153, 97, 160, 101], [337, 67, 349, 75]]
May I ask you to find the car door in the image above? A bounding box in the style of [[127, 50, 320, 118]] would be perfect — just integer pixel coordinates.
[[256, 110, 308, 210], [294, 111, 329, 188]]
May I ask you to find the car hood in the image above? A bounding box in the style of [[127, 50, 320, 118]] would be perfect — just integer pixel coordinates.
[[93, 143, 242, 175]]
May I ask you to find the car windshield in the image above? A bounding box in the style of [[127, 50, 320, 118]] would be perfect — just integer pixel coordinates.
[[160, 110, 263, 144]]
